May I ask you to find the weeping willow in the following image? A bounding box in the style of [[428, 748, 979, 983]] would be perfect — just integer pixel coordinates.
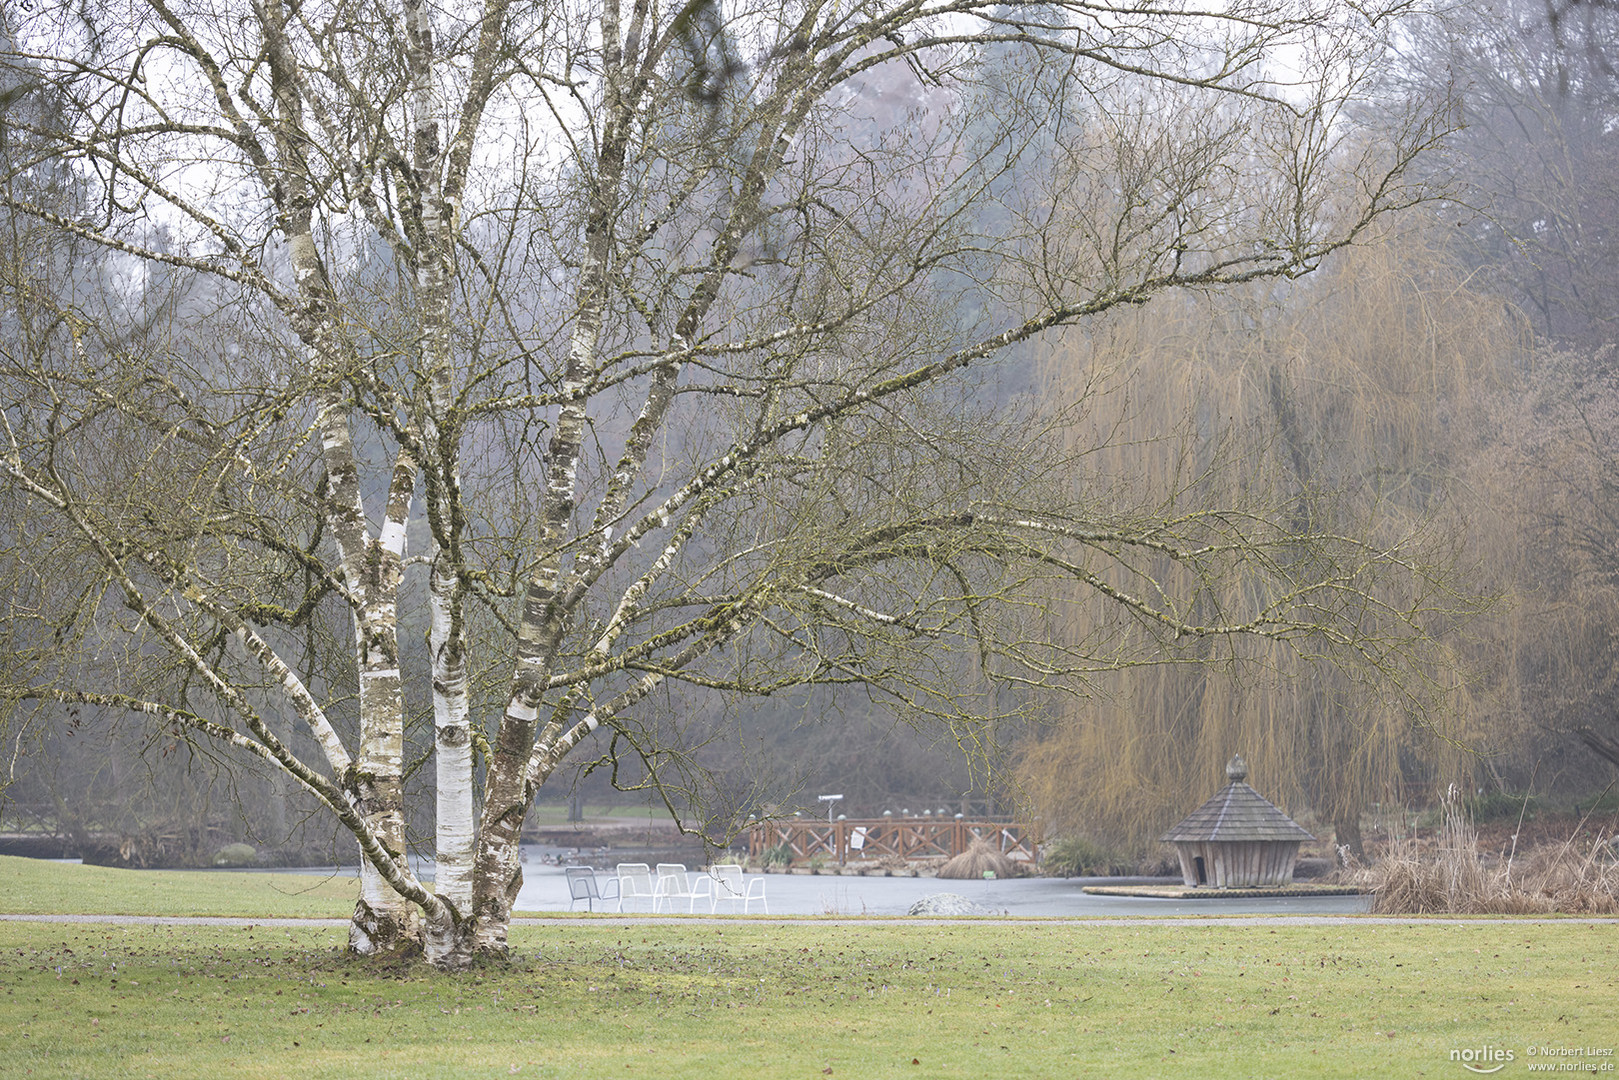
[[1017, 223, 1527, 855]]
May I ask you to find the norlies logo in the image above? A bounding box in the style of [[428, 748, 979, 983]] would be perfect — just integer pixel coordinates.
[[1452, 1046, 1516, 1074]]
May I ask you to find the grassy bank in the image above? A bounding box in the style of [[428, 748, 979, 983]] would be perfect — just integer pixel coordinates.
[[2, 918, 1614, 1078], [2, 857, 1615, 1078], [0, 855, 357, 918]]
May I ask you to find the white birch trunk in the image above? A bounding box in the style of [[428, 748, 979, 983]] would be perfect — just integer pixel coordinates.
[[351, 629, 413, 951], [402, 0, 507, 967], [425, 557, 475, 966], [346, 448, 419, 954], [252, 0, 422, 951], [468, 70, 622, 956]]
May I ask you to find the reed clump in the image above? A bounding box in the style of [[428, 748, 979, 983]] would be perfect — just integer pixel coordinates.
[[1349, 788, 1619, 915], [937, 838, 1018, 880]]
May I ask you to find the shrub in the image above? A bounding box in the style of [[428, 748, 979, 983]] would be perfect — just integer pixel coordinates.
[[1576, 789, 1619, 816], [211, 843, 258, 867], [1041, 836, 1131, 877], [1466, 790, 1539, 823], [1414, 789, 1537, 829]]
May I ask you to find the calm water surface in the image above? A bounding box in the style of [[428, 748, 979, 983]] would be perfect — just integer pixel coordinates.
[[118, 846, 1371, 918]]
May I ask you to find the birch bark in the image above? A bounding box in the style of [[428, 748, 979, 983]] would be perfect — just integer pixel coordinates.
[[403, 0, 512, 967], [260, 0, 419, 952], [463, 0, 645, 953]]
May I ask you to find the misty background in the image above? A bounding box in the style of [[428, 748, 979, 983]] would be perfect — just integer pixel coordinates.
[[2, 0, 1617, 871]]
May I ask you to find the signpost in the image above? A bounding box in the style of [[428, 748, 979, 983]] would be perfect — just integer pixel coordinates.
[[818, 794, 845, 864]]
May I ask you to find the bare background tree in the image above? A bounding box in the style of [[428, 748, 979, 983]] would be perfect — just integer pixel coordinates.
[[1403, 0, 1619, 786], [1418, 0, 1619, 350]]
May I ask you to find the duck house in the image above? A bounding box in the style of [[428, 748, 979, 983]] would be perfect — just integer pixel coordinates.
[[1161, 754, 1314, 888]]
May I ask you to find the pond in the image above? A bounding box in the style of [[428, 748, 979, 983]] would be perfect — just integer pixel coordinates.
[[81, 845, 1371, 917], [510, 856, 1373, 917]]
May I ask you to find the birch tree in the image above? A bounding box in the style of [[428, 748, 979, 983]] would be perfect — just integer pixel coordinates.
[[1, 0, 1449, 967]]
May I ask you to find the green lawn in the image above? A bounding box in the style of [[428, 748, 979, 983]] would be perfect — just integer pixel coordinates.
[[523, 802, 658, 827], [1, 857, 1614, 1078], [0, 855, 358, 918]]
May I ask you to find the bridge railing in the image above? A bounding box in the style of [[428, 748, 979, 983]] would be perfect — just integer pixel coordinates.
[[747, 818, 1039, 866]]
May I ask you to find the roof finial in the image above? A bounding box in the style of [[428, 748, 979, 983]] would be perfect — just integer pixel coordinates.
[[1226, 754, 1248, 783]]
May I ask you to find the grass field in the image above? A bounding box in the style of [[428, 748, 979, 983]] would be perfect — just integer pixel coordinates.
[[1, 858, 1615, 1078], [0, 855, 361, 918]]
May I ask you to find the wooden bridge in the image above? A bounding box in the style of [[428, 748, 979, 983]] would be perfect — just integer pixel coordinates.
[[747, 818, 1039, 866]]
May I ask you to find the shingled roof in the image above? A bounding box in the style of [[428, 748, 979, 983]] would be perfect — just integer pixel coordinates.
[[1160, 755, 1315, 843]]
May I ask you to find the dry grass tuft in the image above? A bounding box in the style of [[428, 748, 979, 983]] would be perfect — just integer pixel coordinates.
[[936, 838, 1017, 880], [1349, 788, 1619, 915]]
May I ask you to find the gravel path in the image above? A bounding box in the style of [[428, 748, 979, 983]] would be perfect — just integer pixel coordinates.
[[5, 912, 1618, 928]]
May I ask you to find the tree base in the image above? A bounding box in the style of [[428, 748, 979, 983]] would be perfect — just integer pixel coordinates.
[[424, 913, 478, 970], [348, 899, 422, 958]]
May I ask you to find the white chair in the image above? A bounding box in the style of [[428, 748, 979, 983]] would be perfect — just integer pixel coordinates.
[[565, 866, 618, 912], [710, 863, 768, 914], [616, 862, 655, 912], [710, 863, 745, 913], [654, 863, 706, 913], [690, 869, 718, 912]]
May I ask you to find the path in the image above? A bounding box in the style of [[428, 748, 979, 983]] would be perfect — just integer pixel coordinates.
[[5, 913, 1618, 928]]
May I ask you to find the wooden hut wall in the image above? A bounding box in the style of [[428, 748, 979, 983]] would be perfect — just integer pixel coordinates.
[[1174, 840, 1301, 887], [1175, 842, 1203, 887]]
